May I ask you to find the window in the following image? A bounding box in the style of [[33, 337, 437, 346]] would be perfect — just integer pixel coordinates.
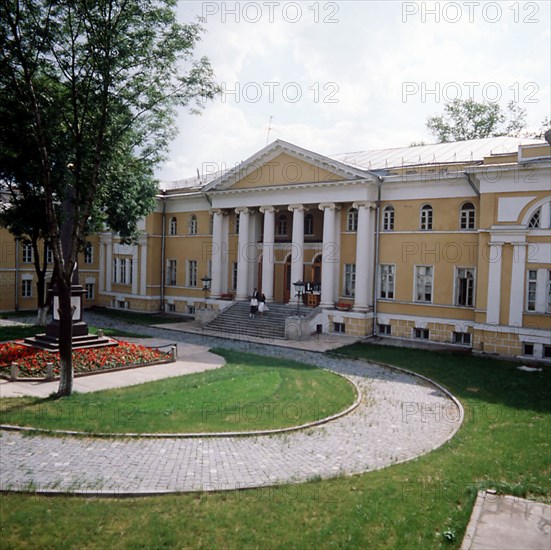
[[379, 264, 395, 299], [167, 259, 177, 286], [21, 279, 32, 298], [167, 303, 176, 312], [526, 270, 537, 311], [414, 328, 429, 340], [527, 209, 540, 228], [334, 322, 345, 333], [209, 214, 214, 235], [523, 343, 534, 356], [544, 346, 551, 359], [22, 242, 33, 263], [232, 262, 238, 290], [85, 283, 94, 300], [304, 213, 314, 236], [415, 266, 433, 302], [453, 332, 471, 345], [347, 208, 358, 232], [113, 258, 132, 284], [420, 205, 433, 230], [456, 268, 475, 307], [344, 264, 356, 297], [378, 324, 391, 335], [277, 214, 287, 236], [84, 242, 93, 264], [46, 245, 53, 264], [460, 202, 476, 230], [382, 206, 394, 231], [189, 215, 198, 235], [117, 300, 126, 309], [187, 305, 196, 315], [169, 217, 177, 235], [548, 271, 551, 313], [187, 260, 197, 287], [234, 214, 240, 234]]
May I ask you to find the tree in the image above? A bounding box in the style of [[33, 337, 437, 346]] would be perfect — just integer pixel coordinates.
[[0, 0, 219, 396], [426, 99, 527, 142]]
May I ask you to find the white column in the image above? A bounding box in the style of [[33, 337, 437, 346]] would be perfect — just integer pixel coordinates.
[[486, 242, 504, 324], [131, 246, 139, 295], [353, 201, 373, 312], [541, 201, 551, 229], [210, 209, 225, 298], [139, 236, 147, 296], [106, 240, 113, 292], [288, 204, 305, 288], [235, 207, 251, 300], [509, 242, 528, 326], [319, 203, 338, 308], [260, 206, 275, 301], [99, 238, 106, 292]]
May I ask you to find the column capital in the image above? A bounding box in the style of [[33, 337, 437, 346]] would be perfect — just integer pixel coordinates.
[[352, 201, 376, 210], [511, 241, 528, 247], [210, 208, 227, 216], [235, 207, 252, 215], [259, 205, 276, 214], [489, 241, 505, 248], [288, 203, 306, 212], [318, 202, 340, 211]]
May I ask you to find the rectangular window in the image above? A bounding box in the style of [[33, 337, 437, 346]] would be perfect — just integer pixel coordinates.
[[187, 305, 196, 315], [523, 343, 534, 356], [120, 258, 126, 285], [187, 260, 197, 287], [379, 265, 395, 299], [117, 300, 126, 309], [334, 322, 345, 333], [453, 332, 471, 345], [415, 266, 433, 303], [112, 258, 118, 283], [344, 264, 356, 297], [232, 262, 238, 290], [526, 270, 537, 311], [547, 270, 551, 313], [544, 346, 551, 359], [46, 246, 53, 264], [414, 327, 429, 340], [21, 279, 32, 298], [378, 324, 391, 335], [456, 268, 475, 307], [22, 242, 33, 263], [85, 283, 94, 300], [167, 303, 176, 312], [84, 242, 93, 264], [167, 259, 177, 286]]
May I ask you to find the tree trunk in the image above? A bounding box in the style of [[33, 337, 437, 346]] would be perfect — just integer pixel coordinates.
[[36, 306, 48, 326], [56, 278, 74, 397]]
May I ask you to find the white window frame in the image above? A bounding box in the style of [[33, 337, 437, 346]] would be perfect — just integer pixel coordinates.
[[455, 267, 475, 307], [304, 213, 314, 236], [187, 259, 197, 287], [169, 217, 177, 235], [347, 208, 358, 232], [527, 209, 540, 229], [343, 264, 356, 297], [382, 206, 394, 231], [414, 265, 434, 303], [232, 262, 238, 290], [22, 242, 33, 263], [84, 242, 93, 264], [189, 215, 198, 235], [167, 259, 177, 286], [420, 205, 433, 230], [46, 245, 53, 264], [276, 214, 287, 236], [379, 264, 395, 300], [21, 278, 33, 298], [85, 283, 94, 300], [526, 269, 537, 311], [460, 202, 476, 230]]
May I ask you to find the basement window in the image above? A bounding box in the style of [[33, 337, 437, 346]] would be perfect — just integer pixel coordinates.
[[453, 332, 471, 345], [334, 322, 345, 333], [378, 324, 391, 335], [414, 328, 429, 340], [522, 343, 534, 356], [167, 303, 176, 312]]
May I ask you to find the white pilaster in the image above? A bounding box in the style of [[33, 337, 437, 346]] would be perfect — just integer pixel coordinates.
[[288, 204, 305, 290], [139, 236, 147, 296], [486, 242, 504, 324], [352, 201, 373, 312], [210, 209, 225, 298], [106, 240, 113, 292], [319, 203, 338, 308], [131, 247, 139, 295], [260, 206, 275, 301], [99, 238, 106, 292], [535, 268, 547, 312], [509, 242, 528, 326], [541, 201, 551, 229], [235, 207, 251, 300]]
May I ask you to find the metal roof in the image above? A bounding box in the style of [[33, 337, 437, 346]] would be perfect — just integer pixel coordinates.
[[330, 136, 542, 171]]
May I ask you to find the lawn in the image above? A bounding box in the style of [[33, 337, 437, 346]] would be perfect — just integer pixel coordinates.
[[0, 344, 549, 549], [0, 324, 149, 342], [90, 306, 189, 325], [0, 350, 356, 433]]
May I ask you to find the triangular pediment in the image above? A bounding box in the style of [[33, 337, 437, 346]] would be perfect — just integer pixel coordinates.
[[203, 140, 375, 193]]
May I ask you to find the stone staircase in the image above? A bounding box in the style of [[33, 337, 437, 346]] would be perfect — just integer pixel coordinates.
[[204, 301, 296, 340]]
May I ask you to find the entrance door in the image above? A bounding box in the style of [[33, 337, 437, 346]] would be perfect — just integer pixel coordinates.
[[283, 256, 291, 302]]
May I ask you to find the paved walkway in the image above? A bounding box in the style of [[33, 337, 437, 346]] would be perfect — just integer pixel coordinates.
[[0, 313, 463, 495]]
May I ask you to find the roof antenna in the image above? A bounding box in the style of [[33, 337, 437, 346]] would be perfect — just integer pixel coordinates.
[[266, 115, 273, 145], [197, 168, 202, 184]]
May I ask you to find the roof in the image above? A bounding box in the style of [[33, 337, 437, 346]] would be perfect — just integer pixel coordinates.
[[330, 136, 542, 171]]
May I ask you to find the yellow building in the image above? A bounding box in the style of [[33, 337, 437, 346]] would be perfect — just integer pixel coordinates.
[[1, 137, 550, 360]]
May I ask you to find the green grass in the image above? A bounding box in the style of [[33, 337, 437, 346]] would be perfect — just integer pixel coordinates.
[[90, 306, 188, 325], [0, 325, 148, 342], [0, 350, 356, 433], [1, 344, 549, 549]]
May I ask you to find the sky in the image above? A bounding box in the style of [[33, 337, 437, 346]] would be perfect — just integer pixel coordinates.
[[156, 0, 551, 182]]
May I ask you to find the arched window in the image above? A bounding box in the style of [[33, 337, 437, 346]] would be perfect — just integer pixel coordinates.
[[304, 213, 314, 236], [347, 208, 358, 232], [420, 204, 433, 230], [383, 206, 394, 231], [277, 214, 288, 236], [169, 217, 177, 235], [528, 208, 541, 228], [189, 214, 197, 235], [460, 202, 476, 230], [234, 213, 240, 234]]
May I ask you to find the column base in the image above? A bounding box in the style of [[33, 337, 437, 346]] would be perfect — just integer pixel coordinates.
[[319, 301, 335, 309], [353, 306, 369, 313]]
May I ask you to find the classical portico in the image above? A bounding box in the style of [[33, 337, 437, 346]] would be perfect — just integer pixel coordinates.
[[203, 140, 380, 312]]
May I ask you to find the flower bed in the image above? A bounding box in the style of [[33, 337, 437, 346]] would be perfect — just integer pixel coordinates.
[[0, 341, 171, 379]]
